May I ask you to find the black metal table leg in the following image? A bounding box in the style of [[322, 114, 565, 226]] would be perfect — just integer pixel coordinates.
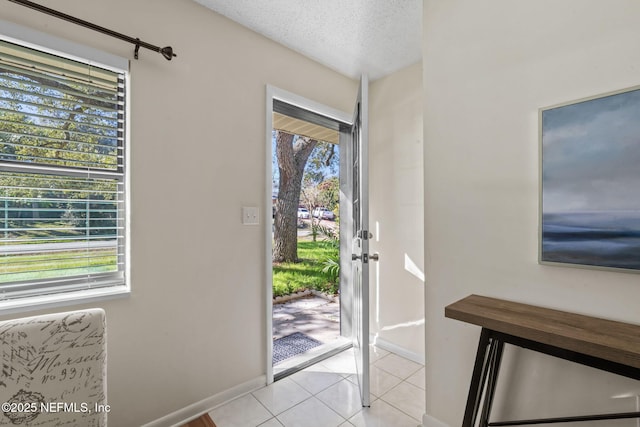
[[480, 339, 505, 427], [463, 328, 493, 427]]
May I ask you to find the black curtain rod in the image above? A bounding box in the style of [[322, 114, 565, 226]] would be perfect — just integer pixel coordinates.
[[7, 0, 177, 60]]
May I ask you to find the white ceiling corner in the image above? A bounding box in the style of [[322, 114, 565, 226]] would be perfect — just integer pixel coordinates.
[[192, 0, 422, 81]]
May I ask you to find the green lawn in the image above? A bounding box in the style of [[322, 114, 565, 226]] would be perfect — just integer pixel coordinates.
[[1, 220, 118, 282], [0, 249, 117, 283], [3, 220, 86, 243], [272, 240, 339, 297]]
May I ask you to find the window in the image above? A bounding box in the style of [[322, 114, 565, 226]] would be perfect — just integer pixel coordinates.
[[0, 33, 129, 308]]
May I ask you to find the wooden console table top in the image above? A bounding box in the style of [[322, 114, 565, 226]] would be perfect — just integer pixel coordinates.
[[445, 294, 640, 369]]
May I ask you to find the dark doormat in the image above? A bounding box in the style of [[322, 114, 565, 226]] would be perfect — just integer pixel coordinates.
[[273, 332, 322, 365]]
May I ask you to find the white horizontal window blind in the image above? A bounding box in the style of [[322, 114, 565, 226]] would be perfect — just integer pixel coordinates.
[[0, 37, 127, 301]]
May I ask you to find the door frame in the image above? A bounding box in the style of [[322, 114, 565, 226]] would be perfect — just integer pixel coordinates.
[[265, 85, 352, 384]]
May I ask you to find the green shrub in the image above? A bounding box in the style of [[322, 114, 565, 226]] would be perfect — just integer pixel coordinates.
[[321, 254, 340, 282]]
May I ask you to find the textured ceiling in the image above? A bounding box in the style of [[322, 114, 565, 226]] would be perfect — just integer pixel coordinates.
[[192, 0, 422, 80]]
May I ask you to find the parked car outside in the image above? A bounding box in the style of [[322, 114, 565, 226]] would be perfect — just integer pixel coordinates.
[[297, 207, 310, 219], [312, 207, 335, 220]]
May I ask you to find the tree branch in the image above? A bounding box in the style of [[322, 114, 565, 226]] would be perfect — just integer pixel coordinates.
[[0, 67, 117, 110]]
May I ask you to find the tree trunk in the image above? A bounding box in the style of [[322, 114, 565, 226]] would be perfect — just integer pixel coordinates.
[[272, 132, 317, 263]]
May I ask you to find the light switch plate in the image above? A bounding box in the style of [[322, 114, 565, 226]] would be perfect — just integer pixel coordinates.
[[242, 206, 259, 225]]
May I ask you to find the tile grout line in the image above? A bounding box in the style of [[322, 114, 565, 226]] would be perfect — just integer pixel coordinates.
[[249, 389, 280, 424], [368, 356, 425, 424], [278, 394, 348, 426], [376, 382, 424, 424]]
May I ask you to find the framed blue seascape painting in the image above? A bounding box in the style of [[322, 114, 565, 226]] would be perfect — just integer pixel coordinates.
[[540, 86, 640, 272]]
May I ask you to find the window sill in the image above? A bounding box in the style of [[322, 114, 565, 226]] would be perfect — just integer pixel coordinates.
[[0, 285, 130, 316]]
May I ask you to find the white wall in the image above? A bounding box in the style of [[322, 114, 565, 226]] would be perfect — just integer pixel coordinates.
[[369, 63, 424, 359], [1, 1, 356, 425], [423, 1, 640, 426]]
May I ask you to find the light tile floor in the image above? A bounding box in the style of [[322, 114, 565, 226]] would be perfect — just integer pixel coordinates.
[[209, 346, 425, 427]]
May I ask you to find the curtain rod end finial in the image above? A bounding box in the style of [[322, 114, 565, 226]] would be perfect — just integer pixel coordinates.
[[160, 46, 176, 60]]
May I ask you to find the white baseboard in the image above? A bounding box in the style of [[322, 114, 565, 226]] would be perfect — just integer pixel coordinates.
[[422, 413, 450, 427], [371, 336, 425, 365], [141, 375, 266, 427]]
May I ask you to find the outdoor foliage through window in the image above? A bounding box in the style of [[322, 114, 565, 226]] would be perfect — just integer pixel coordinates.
[[0, 38, 126, 298]]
